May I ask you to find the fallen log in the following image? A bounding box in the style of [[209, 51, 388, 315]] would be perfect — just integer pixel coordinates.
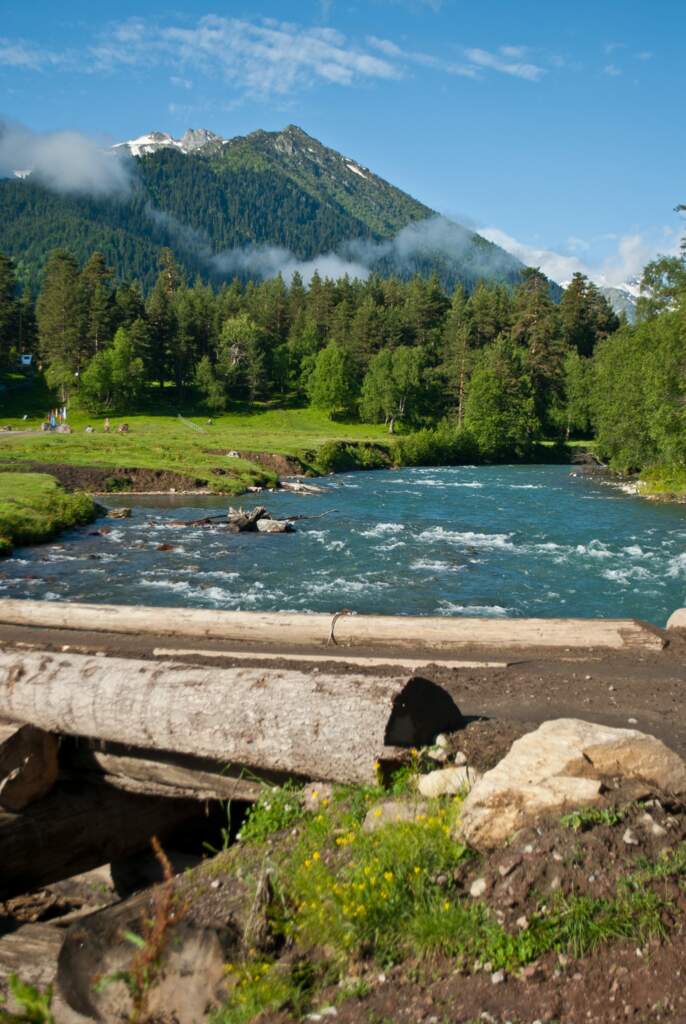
[[0, 782, 201, 900], [0, 720, 59, 811], [62, 739, 278, 802], [0, 599, 666, 650], [0, 924, 62, 1007], [0, 651, 462, 785]]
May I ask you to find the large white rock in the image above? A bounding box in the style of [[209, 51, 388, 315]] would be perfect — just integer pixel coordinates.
[[459, 718, 686, 849]]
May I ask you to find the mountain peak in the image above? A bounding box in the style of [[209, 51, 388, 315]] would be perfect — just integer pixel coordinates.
[[114, 128, 226, 157]]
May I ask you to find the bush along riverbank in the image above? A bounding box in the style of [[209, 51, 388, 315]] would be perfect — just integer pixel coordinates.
[[0, 473, 96, 555]]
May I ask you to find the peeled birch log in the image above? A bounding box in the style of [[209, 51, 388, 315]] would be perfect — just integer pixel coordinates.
[[0, 598, 666, 650], [0, 782, 200, 900], [63, 739, 274, 802], [0, 650, 462, 785], [0, 720, 59, 811]]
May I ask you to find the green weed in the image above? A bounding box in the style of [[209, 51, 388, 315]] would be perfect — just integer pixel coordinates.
[[237, 782, 309, 844], [0, 976, 53, 1024], [560, 805, 629, 833]]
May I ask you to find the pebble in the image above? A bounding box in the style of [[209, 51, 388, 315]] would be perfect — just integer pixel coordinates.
[[622, 827, 639, 846], [628, 717, 638, 724], [453, 750, 467, 766], [210, 879, 221, 889], [491, 970, 505, 985], [469, 877, 488, 898]]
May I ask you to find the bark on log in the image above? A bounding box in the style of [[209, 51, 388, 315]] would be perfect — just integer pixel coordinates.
[[62, 739, 279, 802], [0, 924, 62, 1003], [0, 651, 462, 785], [0, 782, 201, 900], [0, 599, 666, 650], [0, 719, 59, 811]]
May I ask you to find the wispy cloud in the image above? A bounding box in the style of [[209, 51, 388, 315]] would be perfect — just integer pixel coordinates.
[[367, 36, 478, 77], [90, 16, 401, 96], [636, 50, 654, 61], [479, 224, 682, 287], [0, 37, 64, 70], [464, 47, 545, 81], [603, 64, 622, 77]]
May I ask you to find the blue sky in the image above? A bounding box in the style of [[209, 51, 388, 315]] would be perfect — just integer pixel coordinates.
[[1, 0, 684, 285]]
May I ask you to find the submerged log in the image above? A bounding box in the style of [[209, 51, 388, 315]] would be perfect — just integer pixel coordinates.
[[0, 782, 200, 900], [0, 651, 463, 785], [0, 720, 59, 811]]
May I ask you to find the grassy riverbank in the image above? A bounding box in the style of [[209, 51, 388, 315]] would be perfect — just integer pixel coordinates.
[[0, 472, 96, 555]]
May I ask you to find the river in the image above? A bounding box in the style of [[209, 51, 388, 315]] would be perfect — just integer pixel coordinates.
[[2, 465, 686, 623]]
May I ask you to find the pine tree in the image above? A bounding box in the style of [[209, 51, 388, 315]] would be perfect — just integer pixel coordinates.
[[0, 253, 18, 365], [36, 250, 86, 384], [80, 252, 114, 358]]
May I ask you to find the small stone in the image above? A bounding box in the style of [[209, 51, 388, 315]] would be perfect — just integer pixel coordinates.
[[469, 877, 488, 898], [639, 812, 667, 837], [516, 915, 529, 930], [210, 879, 221, 889], [434, 733, 450, 749], [498, 856, 521, 878], [490, 970, 505, 985], [549, 875, 561, 891], [107, 507, 132, 519], [363, 799, 428, 833], [302, 782, 334, 812], [552, 851, 563, 862], [628, 717, 638, 724], [609, 685, 616, 692], [453, 750, 467, 766], [417, 765, 480, 798], [622, 827, 639, 846]]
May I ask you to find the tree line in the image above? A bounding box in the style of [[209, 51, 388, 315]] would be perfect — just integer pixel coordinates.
[[13, 242, 686, 469]]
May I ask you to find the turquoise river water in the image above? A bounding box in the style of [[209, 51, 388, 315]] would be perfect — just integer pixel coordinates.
[[2, 465, 686, 624]]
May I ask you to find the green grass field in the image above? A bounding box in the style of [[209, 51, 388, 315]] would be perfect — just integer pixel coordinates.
[[0, 373, 393, 495], [0, 472, 96, 554]]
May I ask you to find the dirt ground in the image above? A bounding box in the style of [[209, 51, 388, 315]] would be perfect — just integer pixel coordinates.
[[2, 623, 686, 1022]]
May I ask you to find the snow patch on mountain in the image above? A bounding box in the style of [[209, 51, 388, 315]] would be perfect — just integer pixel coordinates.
[[114, 128, 225, 157]]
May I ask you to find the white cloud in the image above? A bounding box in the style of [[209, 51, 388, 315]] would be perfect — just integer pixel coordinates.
[[478, 224, 682, 288], [603, 64, 622, 77], [170, 76, 193, 89], [91, 16, 401, 97], [0, 37, 63, 70], [464, 47, 544, 81], [636, 51, 654, 61], [499, 45, 527, 59], [367, 36, 478, 77], [0, 119, 132, 196]]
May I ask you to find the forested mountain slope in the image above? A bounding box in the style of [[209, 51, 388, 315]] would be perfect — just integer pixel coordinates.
[[0, 125, 527, 293]]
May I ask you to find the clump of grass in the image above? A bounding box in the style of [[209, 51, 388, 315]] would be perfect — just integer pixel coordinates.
[[212, 960, 315, 1024], [0, 472, 95, 555], [236, 782, 310, 844]]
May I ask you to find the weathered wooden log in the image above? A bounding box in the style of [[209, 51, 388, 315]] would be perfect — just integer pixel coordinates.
[[62, 738, 278, 802], [0, 719, 59, 811], [0, 651, 462, 785], [0, 599, 666, 650], [0, 782, 201, 900], [0, 924, 62, 1008]]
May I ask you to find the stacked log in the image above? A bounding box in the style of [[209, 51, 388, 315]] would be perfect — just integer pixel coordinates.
[[0, 647, 461, 900]]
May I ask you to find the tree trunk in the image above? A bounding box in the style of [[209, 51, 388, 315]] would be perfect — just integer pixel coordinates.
[[0, 720, 59, 812], [0, 782, 201, 900], [0, 599, 666, 651], [0, 651, 462, 785]]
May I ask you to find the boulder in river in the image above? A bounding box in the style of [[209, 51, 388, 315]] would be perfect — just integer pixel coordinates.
[[459, 718, 686, 849], [106, 508, 132, 519]]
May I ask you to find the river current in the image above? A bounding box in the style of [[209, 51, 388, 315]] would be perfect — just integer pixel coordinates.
[[2, 465, 686, 624]]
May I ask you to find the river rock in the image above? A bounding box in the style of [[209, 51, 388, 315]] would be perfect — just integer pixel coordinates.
[[417, 766, 480, 798], [459, 718, 686, 849], [256, 519, 294, 533], [106, 508, 132, 519]]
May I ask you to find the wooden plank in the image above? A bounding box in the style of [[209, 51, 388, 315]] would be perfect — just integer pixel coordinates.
[[0, 650, 462, 785], [0, 599, 667, 650], [151, 647, 509, 670]]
